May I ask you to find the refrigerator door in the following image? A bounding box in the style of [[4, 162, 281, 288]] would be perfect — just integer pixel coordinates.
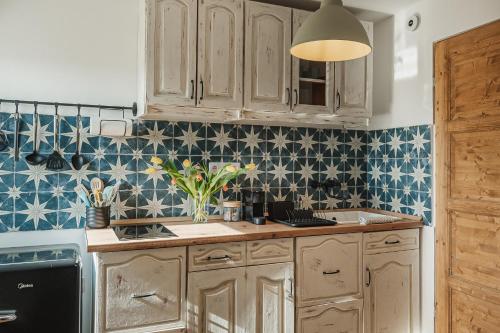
[[0, 245, 81, 333]]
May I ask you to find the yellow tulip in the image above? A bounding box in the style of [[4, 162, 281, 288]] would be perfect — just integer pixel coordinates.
[[182, 159, 191, 168], [245, 163, 256, 171], [150, 156, 163, 165], [145, 167, 157, 175], [225, 165, 236, 173]]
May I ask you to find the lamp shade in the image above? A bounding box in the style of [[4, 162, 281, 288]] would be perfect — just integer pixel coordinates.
[[290, 0, 372, 62]]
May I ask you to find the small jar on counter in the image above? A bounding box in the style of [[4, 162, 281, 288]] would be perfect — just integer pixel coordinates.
[[223, 201, 241, 222]]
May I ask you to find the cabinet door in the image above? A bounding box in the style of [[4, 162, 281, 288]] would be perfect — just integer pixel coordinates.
[[198, 0, 243, 109], [334, 20, 373, 116], [364, 250, 420, 333], [94, 247, 186, 333], [146, 0, 197, 107], [187, 267, 246, 333], [296, 299, 363, 333], [246, 263, 294, 333], [291, 9, 335, 114], [244, 1, 292, 112], [296, 234, 363, 307]]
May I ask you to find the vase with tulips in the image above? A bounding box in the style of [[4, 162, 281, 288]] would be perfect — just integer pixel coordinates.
[[146, 157, 255, 223]]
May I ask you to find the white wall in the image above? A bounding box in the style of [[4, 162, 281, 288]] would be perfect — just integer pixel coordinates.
[[0, 0, 138, 106]]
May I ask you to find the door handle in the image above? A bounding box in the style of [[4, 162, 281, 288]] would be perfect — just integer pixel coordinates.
[[190, 80, 195, 100], [336, 90, 341, 111], [366, 267, 371, 287], [287, 278, 294, 298], [205, 255, 232, 261], [293, 89, 298, 107], [131, 292, 157, 299], [323, 269, 340, 275], [199, 79, 204, 101], [0, 311, 17, 324], [286, 87, 291, 105], [385, 240, 401, 245]]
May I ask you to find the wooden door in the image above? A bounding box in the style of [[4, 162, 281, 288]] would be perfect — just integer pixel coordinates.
[[364, 250, 420, 333], [197, 0, 243, 109], [435, 19, 500, 332], [244, 1, 291, 112], [291, 9, 335, 114], [246, 262, 294, 333], [187, 267, 246, 333], [146, 0, 197, 107], [296, 299, 363, 333], [334, 20, 373, 117]]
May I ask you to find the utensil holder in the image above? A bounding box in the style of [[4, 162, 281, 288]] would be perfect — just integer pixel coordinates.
[[86, 206, 111, 229]]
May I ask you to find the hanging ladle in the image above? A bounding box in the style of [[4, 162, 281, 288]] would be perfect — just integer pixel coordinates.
[[26, 102, 46, 165], [0, 101, 9, 152], [46, 103, 66, 170], [71, 105, 85, 170]]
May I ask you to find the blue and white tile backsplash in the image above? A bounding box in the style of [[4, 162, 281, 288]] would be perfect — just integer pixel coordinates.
[[0, 111, 368, 232], [0, 109, 432, 233]]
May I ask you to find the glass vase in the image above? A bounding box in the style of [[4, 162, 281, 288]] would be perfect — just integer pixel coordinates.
[[190, 194, 210, 224]]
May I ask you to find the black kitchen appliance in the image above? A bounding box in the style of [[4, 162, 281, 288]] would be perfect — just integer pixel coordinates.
[[268, 201, 337, 227], [0, 244, 81, 333], [241, 190, 265, 223], [112, 223, 177, 241]]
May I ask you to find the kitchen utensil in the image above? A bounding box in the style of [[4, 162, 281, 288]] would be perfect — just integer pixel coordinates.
[[13, 101, 20, 161], [101, 182, 120, 206], [46, 104, 66, 170], [26, 102, 46, 165], [74, 185, 91, 207], [90, 178, 104, 207], [0, 101, 9, 152], [71, 106, 85, 170]]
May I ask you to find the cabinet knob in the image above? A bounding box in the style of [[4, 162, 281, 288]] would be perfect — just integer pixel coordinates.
[[385, 240, 401, 245], [336, 90, 341, 111], [199, 80, 204, 101], [293, 89, 298, 107], [190, 80, 195, 100], [366, 267, 372, 287], [205, 255, 231, 261], [131, 292, 157, 299], [322, 269, 340, 275], [285, 88, 291, 105]]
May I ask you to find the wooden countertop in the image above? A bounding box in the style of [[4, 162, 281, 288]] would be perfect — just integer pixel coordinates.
[[86, 209, 423, 253]]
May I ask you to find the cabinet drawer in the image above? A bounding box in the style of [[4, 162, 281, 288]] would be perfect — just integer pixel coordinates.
[[94, 247, 186, 333], [246, 238, 294, 265], [188, 242, 246, 272], [296, 234, 362, 307], [296, 299, 363, 333], [363, 229, 419, 254]]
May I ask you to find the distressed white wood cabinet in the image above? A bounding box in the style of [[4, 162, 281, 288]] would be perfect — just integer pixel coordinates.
[[363, 232, 420, 333], [93, 247, 186, 333], [138, 0, 374, 128], [334, 20, 373, 117], [296, 299, 363, 333]]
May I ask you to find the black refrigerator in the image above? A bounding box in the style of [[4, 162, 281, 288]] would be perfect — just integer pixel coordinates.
[[0, 244, 81, 333]]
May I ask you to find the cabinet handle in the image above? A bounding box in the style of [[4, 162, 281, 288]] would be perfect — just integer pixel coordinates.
[[336, 90, 341, 111], [190, 80, 195, 99], [385, 240, 401, 245], [131, 292, 156, 299], [366, 267, 371, 287], [323, 269, 340, 275], [199, 80, 204, 101], [293, 89, 298, 107], [206, 255, 231, 261], [285, 87, 291, 105], [287, 278, 294, 298]]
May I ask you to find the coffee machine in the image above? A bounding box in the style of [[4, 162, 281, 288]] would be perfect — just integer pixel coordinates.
[[241, 190, 265, 224]]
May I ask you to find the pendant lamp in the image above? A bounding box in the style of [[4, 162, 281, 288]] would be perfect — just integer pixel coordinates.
[[290, 0, 372, 61]]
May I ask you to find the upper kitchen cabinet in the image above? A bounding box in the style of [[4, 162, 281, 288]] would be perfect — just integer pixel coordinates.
[[291, 9, 335, 115], [143, 0, 197, 107], [197, 0, 244, 109], [244, 1, 291, 113], [139, 0, 243, 120], [334, 20, 373, 117]]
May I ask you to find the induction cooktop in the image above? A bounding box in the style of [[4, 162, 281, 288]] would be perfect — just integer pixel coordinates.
[[112, 224, 177, 241]]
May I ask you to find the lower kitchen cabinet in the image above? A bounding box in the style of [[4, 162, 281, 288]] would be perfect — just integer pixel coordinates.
[[364, 249, 420, 333], [296, 299, 363, 333], [246, 262, 294, 333], [93, 247, 187, 333], [187, 267, 246, 333]]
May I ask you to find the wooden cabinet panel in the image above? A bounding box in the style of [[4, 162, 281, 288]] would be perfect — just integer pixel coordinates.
[[187, 267, 246, 333], [146, 0, 197, 107], [94, 247, 186, 333], [363, 229, 419, 255], [450, 211, 500, 291], [246, 238, 294, 265], [450, 130, 500, 202], [296, 234, 362, 307], [246, 263, 294, 333], [291, 9, 334, 114], [188, 241, 246, 271], [451, 287, 500, 332], [244, 1, 291, 112], [197, 0, 243, 109], [364, 250, 420, 333], [334, 20, 373, 117], [296, 299, 363, 333]]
